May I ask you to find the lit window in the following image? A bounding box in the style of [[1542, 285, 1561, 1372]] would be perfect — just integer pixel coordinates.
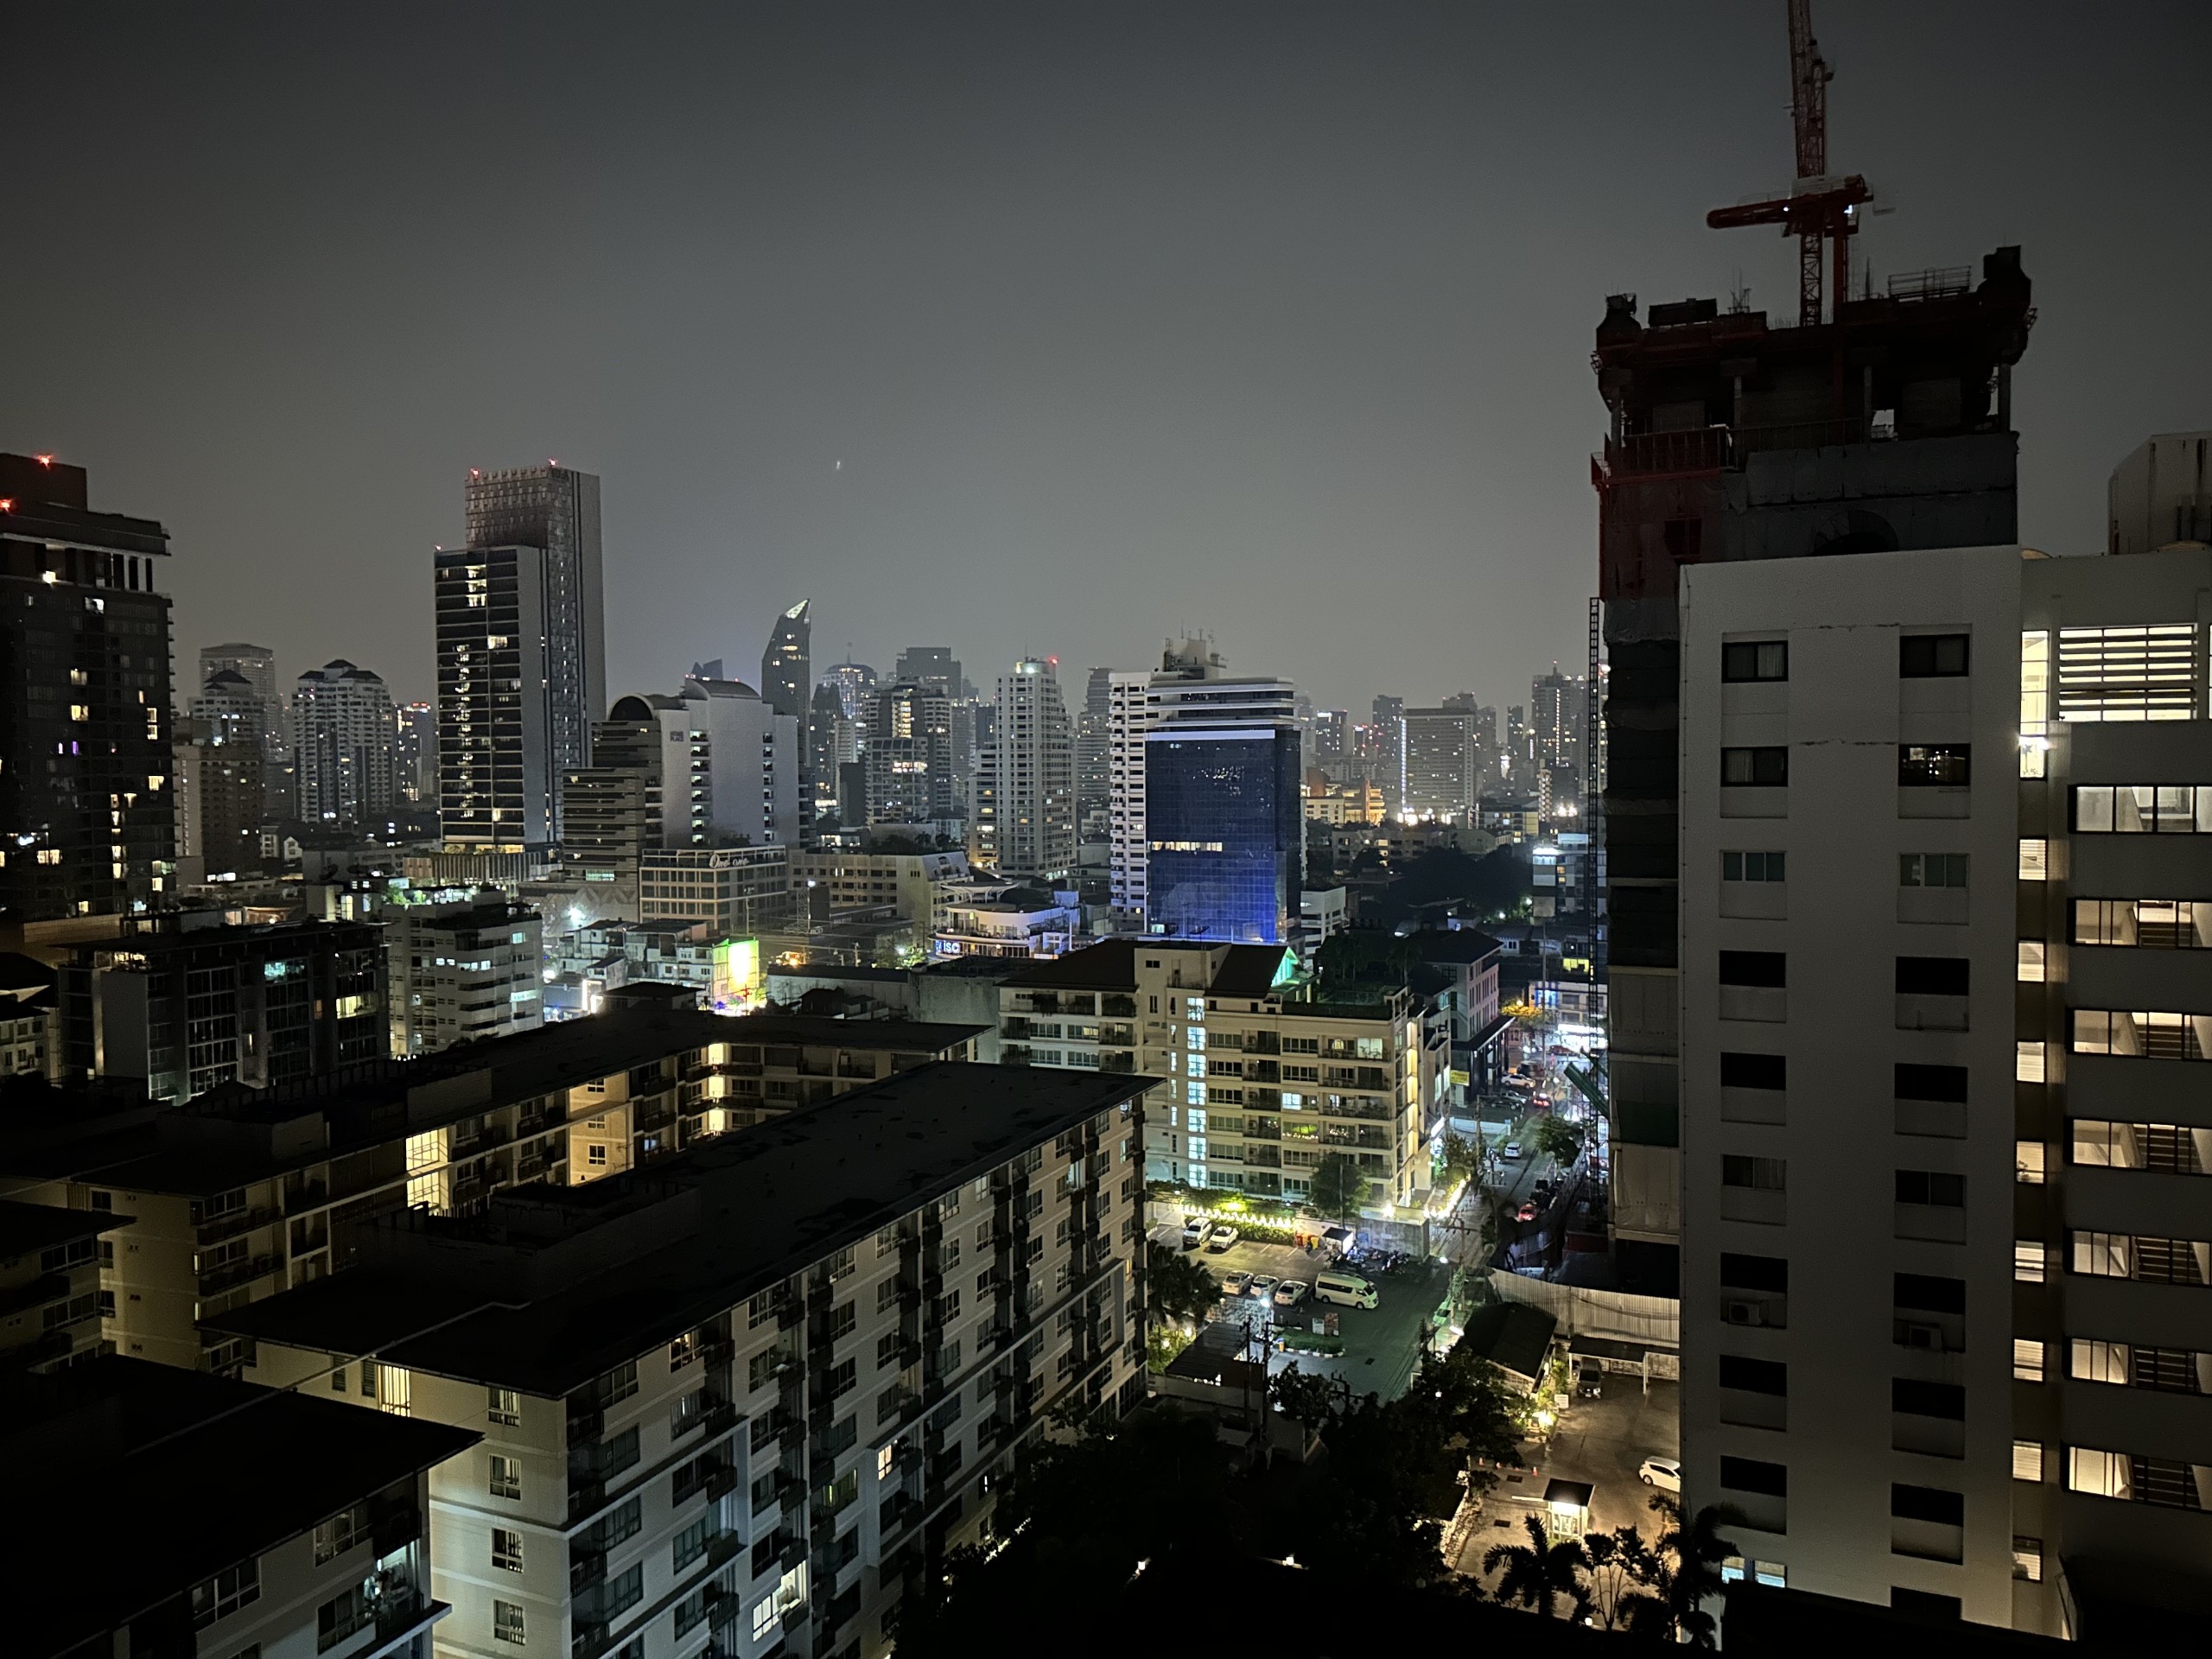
[[2014, 1240, 2046, 1283], [2012, 1441, 2044, 1482], [2016, 1140, 2045, 1185], [2017, 941, 2046, 982], [2012, 1536, 2044, 1582], [493, 1528, 524, 1573], [2016, 1042, 2046, 1084], [2013, 1338, 2046, 1382], [493, 1599, 527, 1646]]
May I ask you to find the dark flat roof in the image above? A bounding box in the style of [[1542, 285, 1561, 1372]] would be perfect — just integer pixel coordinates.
[[1001, 938, 1290, 1000], [1460, 1300, 1557, 1382], [717, 1014, 987, 1050], [0, 1355, 475, 1656], [213, 1062, 1159, 1395], [0, 1198, 130, 1258]]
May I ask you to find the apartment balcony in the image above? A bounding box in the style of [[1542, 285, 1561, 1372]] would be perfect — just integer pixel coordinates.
[[196, 1254, 279, 1297], [194, 1206, 279, 1248]]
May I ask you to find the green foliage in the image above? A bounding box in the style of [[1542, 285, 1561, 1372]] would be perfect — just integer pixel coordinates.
[[1268, 1362, 1335, 1429], [1438, 1130, 1482, 1184], [1307, 1151, 1371, 1223], [1146, 1244, 1219, 1326], [1532, 1115, 1585, 1166], [889, 1407, 1242, 1657], [1277, 1331, 1344, 1356], [1484, 1513, 1594, 1621]]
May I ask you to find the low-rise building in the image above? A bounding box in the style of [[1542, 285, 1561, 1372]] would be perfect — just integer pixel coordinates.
[[700, 1014, 987, 1129], [215, 1063, 1152, 1659], [791, 849, 969, 929], [641, 846, 795, 939], [7, 1354, 474, 1659], [0, 950, 60, 1079], [385, 891, 545, 1057], [934, 880, 1080, 961], [997, 939, 1447, 1212], [0, 1197, 130, 1370]]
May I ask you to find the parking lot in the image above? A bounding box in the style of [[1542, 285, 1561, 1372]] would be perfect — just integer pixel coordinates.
[[1456, 1376, 1681, 1576], [1173, 1227, 1448, 1404]]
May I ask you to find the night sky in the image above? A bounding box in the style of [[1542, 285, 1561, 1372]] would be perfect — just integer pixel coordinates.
[[10, 2, 2209, 717]]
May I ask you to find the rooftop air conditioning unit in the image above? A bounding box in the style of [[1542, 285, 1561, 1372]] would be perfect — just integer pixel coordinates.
[[1726, 1300, 1766, 1327]]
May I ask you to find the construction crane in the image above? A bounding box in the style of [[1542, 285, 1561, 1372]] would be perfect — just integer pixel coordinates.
[[1706, 0, 1870, 327]]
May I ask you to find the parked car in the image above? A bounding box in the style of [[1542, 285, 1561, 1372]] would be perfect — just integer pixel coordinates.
[[1314, 1270, 1377, 1310], [1514, 1200, 1538, 1223], [1247, 1274, 1280, 1300], [1274, 1281, 1311, 1309], [1221, 1270, 1252, 1297], [1205, 1226, 1238, 1253], [1183, 1217, 1212, 1249], [1500, 1142, 1523, 1162], [1638, 1457, 1682, 1493]]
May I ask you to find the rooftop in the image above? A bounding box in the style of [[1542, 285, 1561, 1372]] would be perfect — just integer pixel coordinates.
[[1459, 1300, 1558, 1384], [210, 1061, 1157, 1395], [715, 1013, 988, 1051], [0, 1355, 475, 1657], [0, 1197, 131, 1260], [1001, 938, 1292, 998]]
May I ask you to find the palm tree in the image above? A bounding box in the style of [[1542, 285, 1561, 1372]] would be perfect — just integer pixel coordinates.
[[1145, 1246, 1218, 1327], [1620, 1495, 1738, 1648], [1580, 1525, 1662, 1631], [1482, 1513, 1592, 1621]]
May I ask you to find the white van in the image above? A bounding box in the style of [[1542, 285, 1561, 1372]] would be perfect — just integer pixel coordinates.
[[1313, 1270, 1377, 1310]]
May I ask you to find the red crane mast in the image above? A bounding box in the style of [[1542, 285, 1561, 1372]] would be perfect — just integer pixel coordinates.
[[1706, 0, 1868, 327]]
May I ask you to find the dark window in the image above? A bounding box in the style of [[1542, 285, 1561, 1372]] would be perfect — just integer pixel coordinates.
[[1891, 1589, 1962, 1620], [1891, 1484, 1965, 1525], [1896, 957, 1969, 996], [1891, 1379, 1966, 1420], [1895, 1064, 1968, 1103], [1720, 1052, 1786, 1090], [1720, 1253, 1788, 1293], [1722, 747, 1789, 787], [1894, 1273, 1966, 1313], [1719, 950, 1787, 988], [1719, 1456, 1788, 1497], [1719, 1356, 1788, 1395], [1896, 1170, 1967, 1207], [1722, 1154, 1786, 1191], [1899, 744, 1971, 786], [1900, 634, 1971, 677], [1664, 518, 1704, 563], [1723, 641, 1789, 683], [1722, 850, 1786, 882]]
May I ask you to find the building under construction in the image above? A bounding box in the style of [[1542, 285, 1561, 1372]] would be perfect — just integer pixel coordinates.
[[1592, 7, 2035, 1294]]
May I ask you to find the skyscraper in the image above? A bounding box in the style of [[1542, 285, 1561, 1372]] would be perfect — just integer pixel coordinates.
[[817, 658, 876, 720], [893, 645, 962, 697], [1144, 663, 1302, 944], [608, 677, 801, 849], [1077, 665, 1114, 826], [394, 702, 436, 804], [866, 681, 956, 826], [760, 600, 810, 721], [181, 665, 268, 874], [293, 660, 397, 828], [975, 659, 1073, 880], [1398, 707, 1479, 823], [809, 681, 857, 823], [1595, 251, 2033, 1295], [0, 454, 175, 922], [437, 464, 606, 849]]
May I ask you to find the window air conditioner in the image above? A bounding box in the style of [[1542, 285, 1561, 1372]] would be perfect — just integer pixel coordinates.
[[1903, 1322, 1944, 1351], [1726, 1300, 1765, 1327]]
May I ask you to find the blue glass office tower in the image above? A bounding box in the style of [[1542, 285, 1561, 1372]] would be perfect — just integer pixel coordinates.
[[1146, 710, 1302, 944]]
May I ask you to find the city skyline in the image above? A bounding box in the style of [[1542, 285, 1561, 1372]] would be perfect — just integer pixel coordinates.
[[10, 3, 2207, 719]]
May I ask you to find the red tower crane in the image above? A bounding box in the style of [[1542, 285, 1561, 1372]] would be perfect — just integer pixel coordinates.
[[1706, 0, 1869, 327]]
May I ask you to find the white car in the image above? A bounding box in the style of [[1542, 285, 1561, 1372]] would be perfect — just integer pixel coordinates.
[[1638, 1457, 1682, 1493], [1221, 1271, 1252, 1297], [1182, 1217, 1212, 1249], [1204, 1226, 1238, 1253], [1273, 1281, 1311, 1309], [1499, 1142, 1524, 1162]]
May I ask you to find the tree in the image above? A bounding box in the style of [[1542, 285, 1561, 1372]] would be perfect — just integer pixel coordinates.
[[1482, 1513, 1592, 1621], [1532, 1114, 1584, 1166], [1146, 1244, 1218, 1326], [1268, 1362, 1335, 1433], [1619, 1495, 1739, 1649], [1438, 1130, 1483, 1186], [1580, 1525, 1662, 1631], [1308, 1152, 1371, 1224]]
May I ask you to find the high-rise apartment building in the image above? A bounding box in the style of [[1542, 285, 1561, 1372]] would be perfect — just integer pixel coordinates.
[[386, 891, 544, 1056], [810, 680, 859, 823], [190, 666, 276, 829], [759, 600, 811, 721], [58, 917, 386, 1104], [999, 939, 1445, 1211], [171, 715, 264, 880], [819, 658, 877, 719], [292, 659, 397, 829], [438, 464, 606, 849], [1145, 665, 1302, 945], [612, 678, 801, 850], [1530, 667, 1590, 802], [0, 454, 175, 922], [867, 681, 957, 826], [560, 709, 664, 878], [1398, 707, 1480, 824], [1078, 665, 1114, 825], [893, 645, 963, 698], [1676, 531, 2212, 1640], [216, 1064, 1149, 1659], [1107, 670, 1154, 924], [197, 641, 289, 813], [1595, 251, 2035, 1295], [976, 659, 1074, 880], [396, 699, 436, 803], [1370, 695, 1406, 813]]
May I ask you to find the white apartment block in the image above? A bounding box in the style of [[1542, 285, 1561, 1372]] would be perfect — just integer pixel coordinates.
[[220, 1064, 1150, 1659], [1680, 536, 2212, 1641], [1107, 669, 1153, 923], [998, 939, 1446, 1213], [791, 849, 969, 930], [387, 893, 544, 1057], [295, 658, 398, 829], [975, 660, 1074, 881]]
